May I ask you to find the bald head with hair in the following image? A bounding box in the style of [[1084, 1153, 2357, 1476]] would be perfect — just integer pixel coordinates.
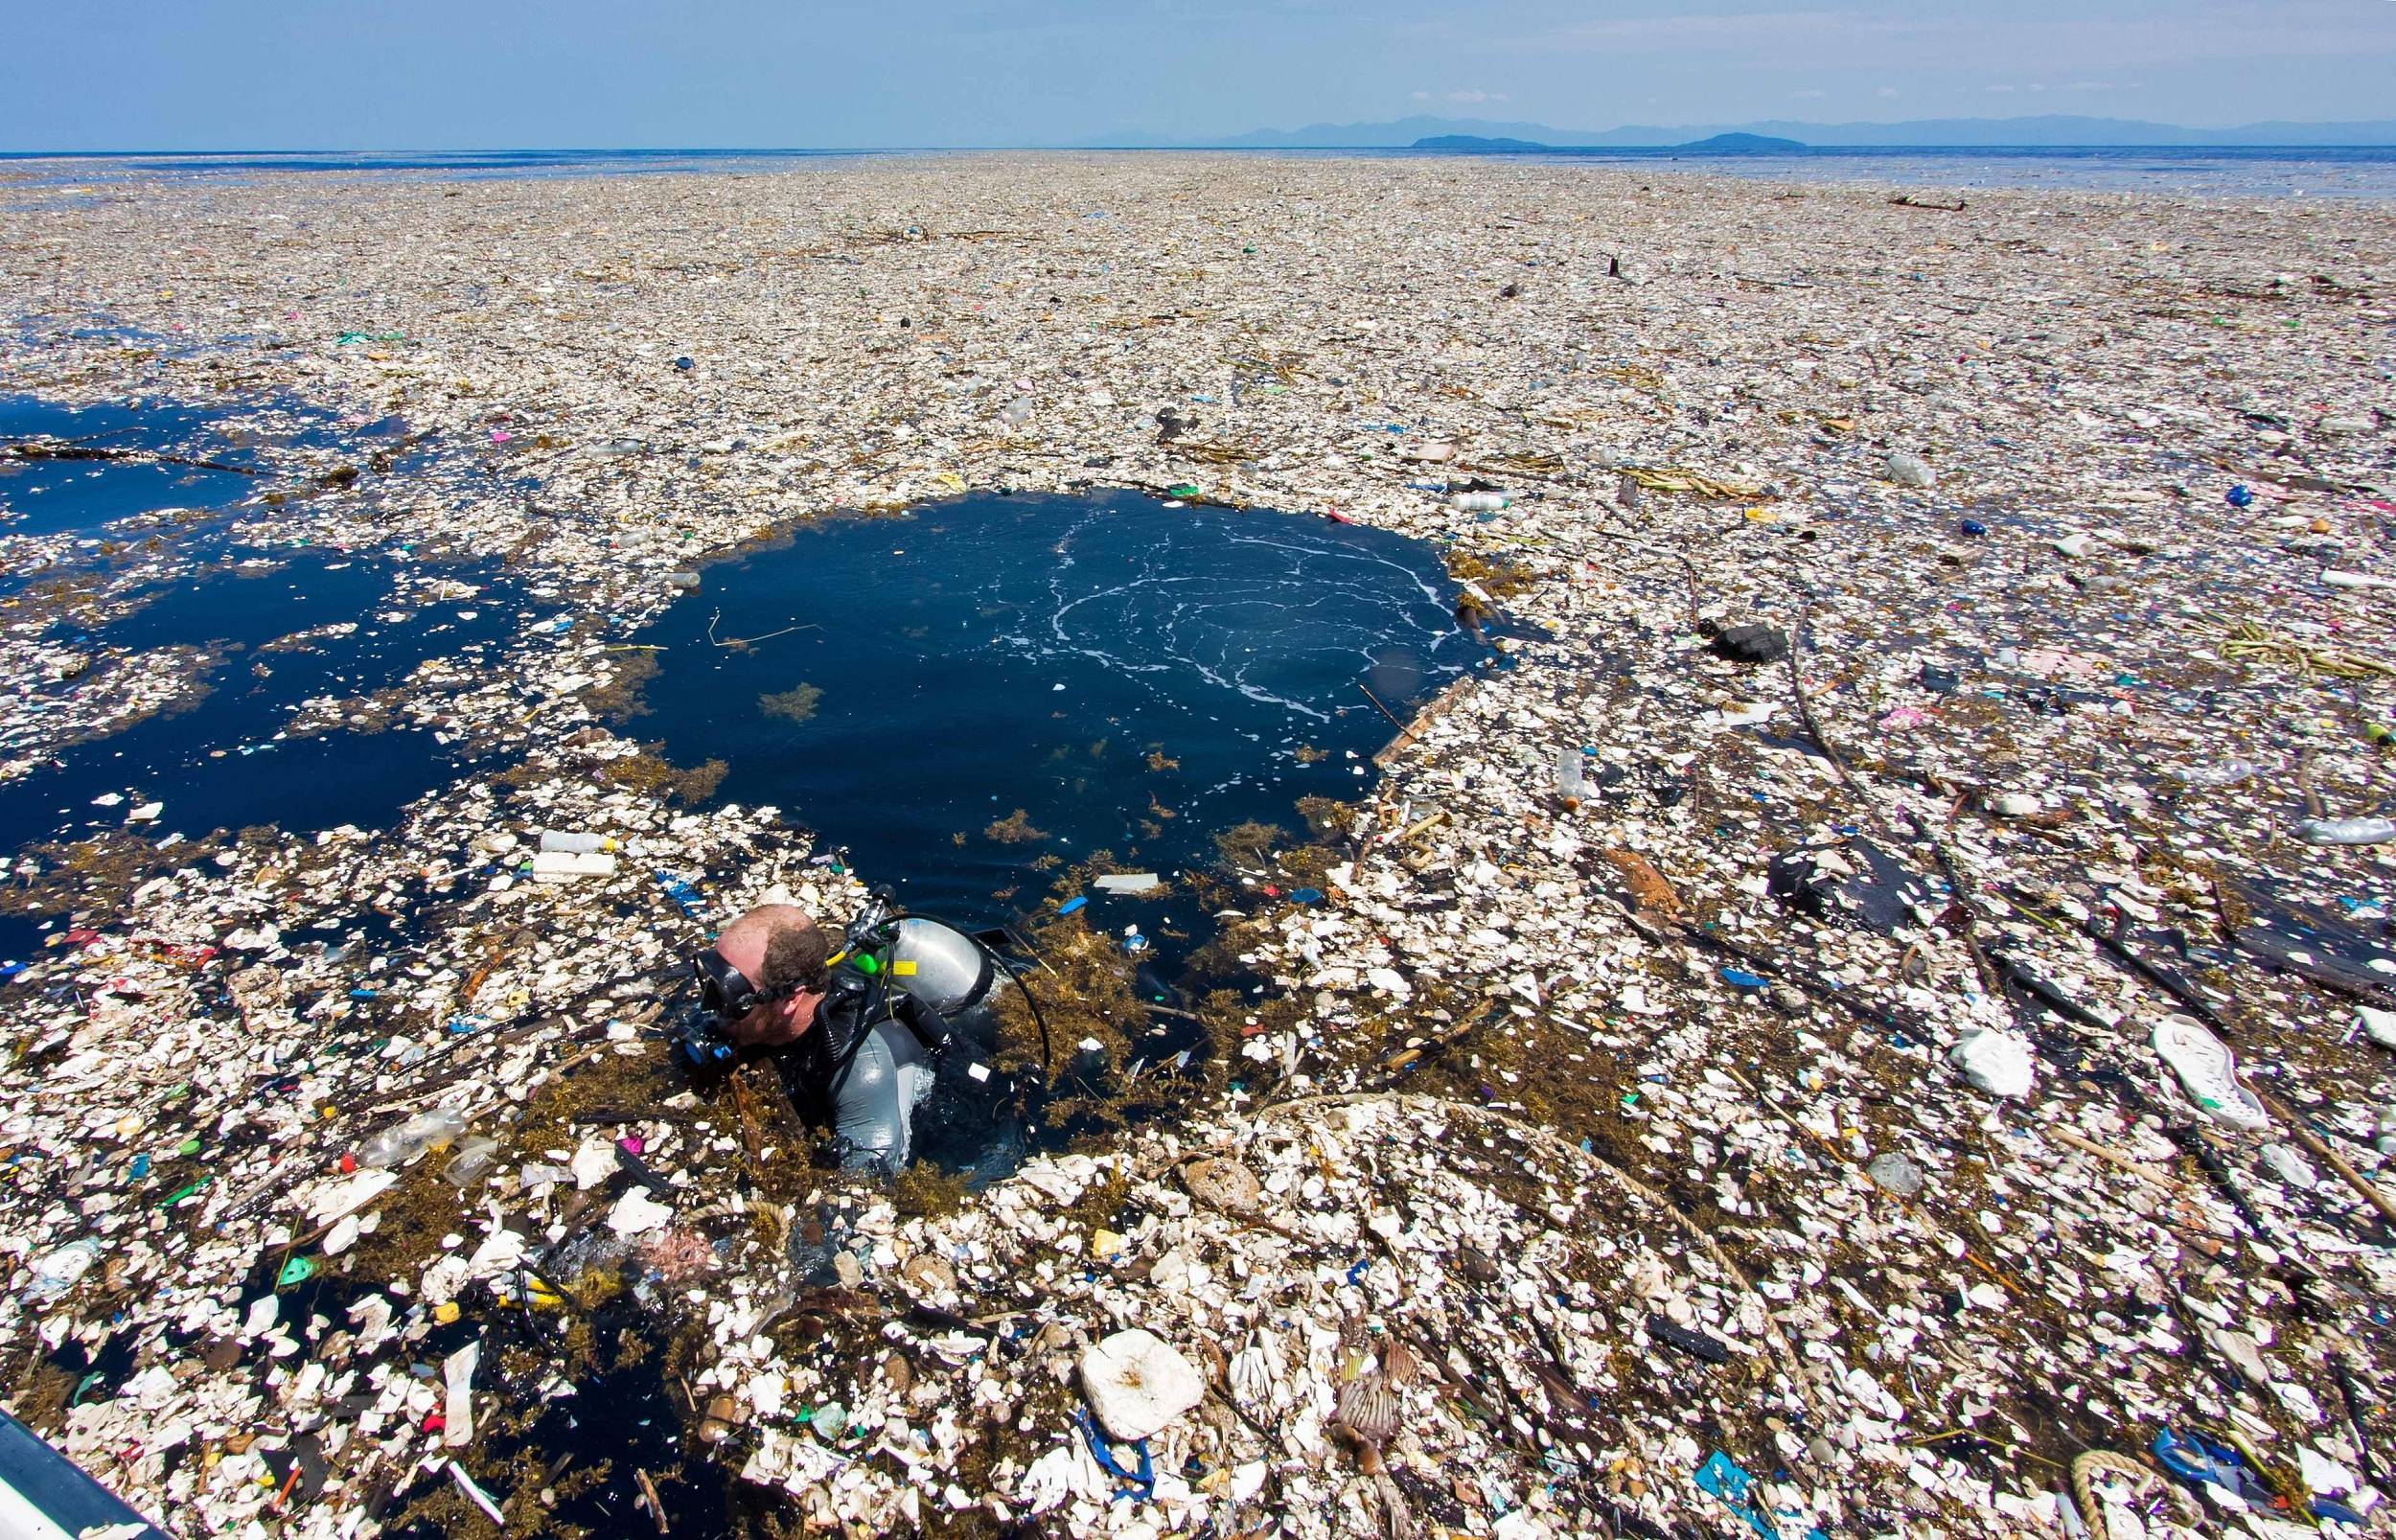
[[713, 903, 831, 1046]]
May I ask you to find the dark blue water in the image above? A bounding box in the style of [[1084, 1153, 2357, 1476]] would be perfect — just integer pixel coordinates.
[[0, 393, 357, 539], [0, 548, 520, 854], [634, 491, 1486, 931]]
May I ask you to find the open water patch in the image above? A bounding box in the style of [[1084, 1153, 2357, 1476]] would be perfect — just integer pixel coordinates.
[[0, 392, 371, 540], [0, 547, 522, 857], [634, 490, 1491, 939]]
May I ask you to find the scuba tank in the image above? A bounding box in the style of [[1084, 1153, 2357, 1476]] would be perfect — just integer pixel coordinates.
[[816, 896, 1023, 1100], [884, 917, 997, 1019]]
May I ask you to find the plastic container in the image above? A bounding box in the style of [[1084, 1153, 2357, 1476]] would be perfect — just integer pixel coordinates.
[[443, 1135, 499, 1186], [23, 1238, 103, 1301], [1555, 748, 1589, 806], [2171, 759, 2261, 788], [531, 850, 618, 880], [2297, 816, 2396, 846], [1884, 451, 1936, 489], [539, 832, 620, 855], [357, 1107, 469, 1169], [1451, 492, 1509, 513]]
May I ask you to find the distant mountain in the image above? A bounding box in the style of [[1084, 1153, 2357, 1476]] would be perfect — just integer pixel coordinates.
[[1076, 114, 2396, 149], [1414, 134, 1553, 150], [1675, 132, 1805, 153]]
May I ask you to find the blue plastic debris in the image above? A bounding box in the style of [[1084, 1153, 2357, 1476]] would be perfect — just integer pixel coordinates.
[[1694, 1451, 1826, 1540], [2226, 483, 2254, 507], [657, 872, 708, 919], [1057, 895, 1089, 916], [1959, 517, 1987, 537], [1720, 967, 1768, 990], [1288, 887, 1324, 905], [2151, 1427, 2278, 1508], [1074, 1408, 1156, 1501]]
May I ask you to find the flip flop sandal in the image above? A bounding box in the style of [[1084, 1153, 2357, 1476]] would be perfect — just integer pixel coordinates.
[[2151, 1014, 2269, 1130]]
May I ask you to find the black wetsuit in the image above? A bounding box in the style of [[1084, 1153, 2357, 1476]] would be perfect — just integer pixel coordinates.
[[774, 978, 1008, 1176]]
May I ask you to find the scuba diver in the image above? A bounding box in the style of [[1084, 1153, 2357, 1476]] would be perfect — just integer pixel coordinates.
[[680, 890, 1036, 1177]]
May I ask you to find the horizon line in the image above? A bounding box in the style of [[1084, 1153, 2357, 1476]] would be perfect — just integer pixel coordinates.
[[9, 139, 2396, 158]]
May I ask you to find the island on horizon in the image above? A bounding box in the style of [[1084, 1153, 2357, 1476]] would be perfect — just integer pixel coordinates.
[[1412, 130, 1809, 153]]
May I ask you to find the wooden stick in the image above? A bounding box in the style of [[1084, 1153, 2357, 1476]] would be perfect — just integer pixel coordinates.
[[1356, 681, 1411, 738], [634, 1467, 670, 1535], [2045, 1128, 2186, 1194], [2254, 1090, 2396, 1229]]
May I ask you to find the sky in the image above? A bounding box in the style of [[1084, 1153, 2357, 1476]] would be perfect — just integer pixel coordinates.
[[3, 0, 2394, 150]]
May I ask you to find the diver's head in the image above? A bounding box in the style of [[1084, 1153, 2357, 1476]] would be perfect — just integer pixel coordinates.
[[696, 904, 832, 1046]]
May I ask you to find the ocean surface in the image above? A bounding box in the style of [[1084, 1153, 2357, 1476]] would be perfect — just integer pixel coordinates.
[[1, 390, 1493, 985], [633, 491, 1492, 943], [2, 144, 2392, 198]]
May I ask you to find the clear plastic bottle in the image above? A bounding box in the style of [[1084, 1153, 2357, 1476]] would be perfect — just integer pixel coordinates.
[[357, 1107, 469, 1169], [442, 1135, 499, 1186], [2172, 759, 2262, 788], [539, 832, 619, 854], [1555, 748, 1590, 807], [2298, 816, 2396, 846], [1452, 492, 1509, 513]]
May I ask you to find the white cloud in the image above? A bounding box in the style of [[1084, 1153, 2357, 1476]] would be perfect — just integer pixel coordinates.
[[2027, 81, 2046, 92], [1410, 90, 1431, 102], [1445, 88, 1509, 104], [1789, 88, 1828, 100], [2062, 80, 2117, 91], [1875, 85, 1899, 98], [1984, 83, 2016, 93]]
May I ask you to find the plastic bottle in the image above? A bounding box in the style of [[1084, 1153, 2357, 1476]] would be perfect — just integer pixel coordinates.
[[2297, 816, 2396, 846], [1884, 451, 1936, 489], [443, 1135, 498, 1187], [1555, 748, 1589, 807], [357, 1107, 469, 1169], [539, 832, 619, 855], [1452, 492, 1509, 513], [2170, 759, 2262, 788]]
